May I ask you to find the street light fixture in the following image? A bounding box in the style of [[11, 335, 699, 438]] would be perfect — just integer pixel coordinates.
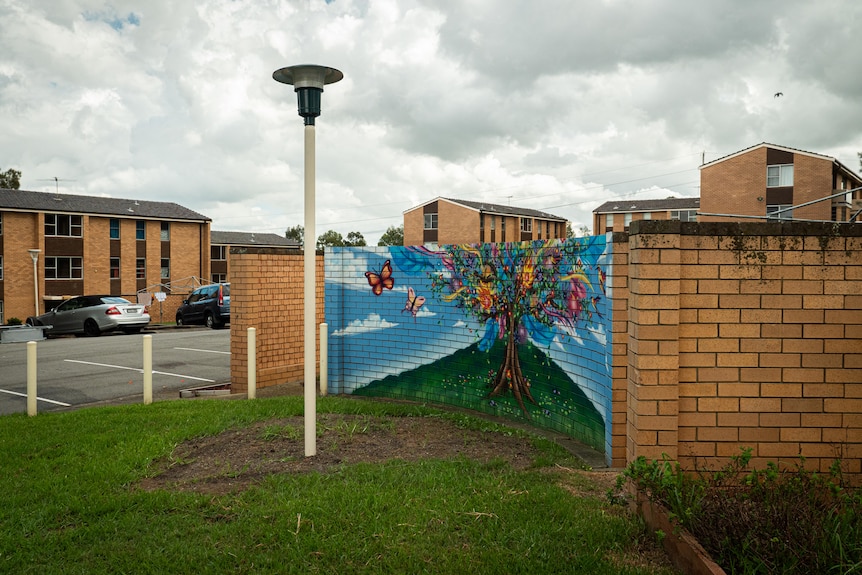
[[273, 64, 343, 457], [28, 249, 41, 316]]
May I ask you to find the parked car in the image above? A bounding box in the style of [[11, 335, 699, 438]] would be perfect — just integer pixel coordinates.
[[176, 283, 230, 329], [26, 295, 150, 337]]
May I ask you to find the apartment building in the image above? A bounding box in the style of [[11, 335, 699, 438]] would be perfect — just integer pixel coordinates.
[[0, 189, 210, 324], [210, 230, 300, 283], [403, 197, 568, 246], [699, 142, 862, 222], [592, 197, 700, 234]]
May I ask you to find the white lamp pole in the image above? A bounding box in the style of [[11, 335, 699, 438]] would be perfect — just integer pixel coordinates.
[[28, 249, 41, 316], [273, 64, 343, 457]]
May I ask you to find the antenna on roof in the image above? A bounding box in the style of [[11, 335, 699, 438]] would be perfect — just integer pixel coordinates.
[[37, 176, 76, 194]]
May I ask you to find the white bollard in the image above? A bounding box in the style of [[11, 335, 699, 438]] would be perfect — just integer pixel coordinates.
[[143, 334, 153, 405], [247, 327, 256, 399], [319, 323, 328, 396], [27, 341, 37, 416]]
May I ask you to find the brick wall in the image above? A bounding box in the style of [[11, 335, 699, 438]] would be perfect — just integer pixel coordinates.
[[229, 248, 324, 394], [619, 220, 862, 477]]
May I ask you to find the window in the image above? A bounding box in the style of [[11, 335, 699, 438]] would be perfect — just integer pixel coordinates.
[[423, 213, 438, 230], [110, 257, 120, 279], [0, 255, 3, 279], [0, 300, 3, 325], [0, 213, 3, 235], [766, 204, 793, 220], [501, 218, 506, 235], [490, 216, 495, 230], [160, 222, 170, 241], [211, 245, 227, 261], [642, 212, 652, 220], [670, 210, 698, 222], [45, 257, 83, 279], [136, 220, 145, 240], [109, 219, 120, 240], [546, 221, 550, 237], [606, 214, 614, 227], [136, 258, 146, 280], [624, 213, 633, 227], [211, 273, 227, 284], [520, 218, 532, 232], [767, 164, 793, 187], [45, 214, 82, 237], [161, 258, 170, 279]]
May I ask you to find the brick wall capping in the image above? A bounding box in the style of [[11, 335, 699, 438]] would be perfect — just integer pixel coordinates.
[[230, 246, 321, 256], [628, 219, 862, 238]]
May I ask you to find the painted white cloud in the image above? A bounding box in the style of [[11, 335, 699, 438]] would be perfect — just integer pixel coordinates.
[[332, 313, 398, 337]]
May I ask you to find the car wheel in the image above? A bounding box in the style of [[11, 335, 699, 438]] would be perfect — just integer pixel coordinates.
[[176, 315, 184, 326], [205, 312, 216, 329], [84, 319, 101, 337]]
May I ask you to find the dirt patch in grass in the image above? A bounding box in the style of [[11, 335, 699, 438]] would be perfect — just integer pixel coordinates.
[[140, 414, 554, 495]]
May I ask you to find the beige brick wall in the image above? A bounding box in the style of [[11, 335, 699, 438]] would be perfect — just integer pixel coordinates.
[[2, 212, 42, 319], [439, 201, 480, 244], [617, 220, 862, 479], [229, 249, 325, 393]]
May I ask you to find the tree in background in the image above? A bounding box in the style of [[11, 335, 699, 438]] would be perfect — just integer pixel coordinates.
[[345, 231, 367, 247], [397, 239, 602, 415], [0, 168, 21, 189], [378, 224, 404, 246], [316, 230, 344, 251], [285, 225, 304, 247]]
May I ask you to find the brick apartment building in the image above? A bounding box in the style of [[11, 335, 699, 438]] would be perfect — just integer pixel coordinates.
[[592, 197, 700, 234], [403, 197, 568, 246], [0, 189, 211, 324], [699, 142, 862, 222], [210, 230, 300, 283]]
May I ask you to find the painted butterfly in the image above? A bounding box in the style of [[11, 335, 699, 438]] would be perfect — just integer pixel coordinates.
[[365, 259, 394, 296], [403, 287, 426, 318]]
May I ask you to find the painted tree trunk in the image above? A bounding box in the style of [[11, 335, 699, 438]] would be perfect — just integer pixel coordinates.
[[489, 315, 536, 415]]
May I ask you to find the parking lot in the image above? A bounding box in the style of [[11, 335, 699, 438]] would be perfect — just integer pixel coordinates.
[[0, 328, 230, 416]]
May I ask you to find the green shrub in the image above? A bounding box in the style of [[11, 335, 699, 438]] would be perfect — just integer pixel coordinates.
[[5, 317, 23, 325], [613, 449, 862, 574]]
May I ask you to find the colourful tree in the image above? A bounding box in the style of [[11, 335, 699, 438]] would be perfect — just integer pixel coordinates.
[[395, 239, 604, 415]]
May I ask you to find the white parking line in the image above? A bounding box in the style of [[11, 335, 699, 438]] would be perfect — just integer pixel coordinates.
[[173, 347, 231, 355], [64, 359, 215, 382], [0, 388, 72, 406]]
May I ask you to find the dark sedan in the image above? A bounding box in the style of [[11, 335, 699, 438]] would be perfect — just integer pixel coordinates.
[[26, 295, 150, 336]]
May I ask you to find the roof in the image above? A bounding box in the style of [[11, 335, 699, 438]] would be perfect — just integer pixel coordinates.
[[593, 197, 700, 213], [211, 230, 300, 248], [701, 142, 862, 183], [0, 188, 210, 221], [405, 196, 568, 222]]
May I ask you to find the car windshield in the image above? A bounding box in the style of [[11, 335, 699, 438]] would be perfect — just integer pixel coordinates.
[[222, 284, 230, 296]]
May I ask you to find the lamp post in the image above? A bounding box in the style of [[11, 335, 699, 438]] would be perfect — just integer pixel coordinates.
[[273, 64, 343, 457], [28, 249, 41, 316]]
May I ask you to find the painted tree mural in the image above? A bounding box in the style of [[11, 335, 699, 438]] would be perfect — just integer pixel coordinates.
[[395, 239, 604, 415]]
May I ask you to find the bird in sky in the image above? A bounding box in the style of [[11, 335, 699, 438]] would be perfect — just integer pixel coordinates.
[[774, 92, 783, 98]]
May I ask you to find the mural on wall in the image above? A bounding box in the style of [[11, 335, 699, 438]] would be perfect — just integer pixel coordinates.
[[325, 237, 612, 454]]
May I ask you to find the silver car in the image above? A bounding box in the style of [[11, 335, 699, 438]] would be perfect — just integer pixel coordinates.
[[26, 295, 150, 337]]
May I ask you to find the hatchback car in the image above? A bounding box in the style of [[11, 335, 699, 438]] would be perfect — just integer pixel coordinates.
[[26, 295, 151, 337], [175, 283, 230, 329]]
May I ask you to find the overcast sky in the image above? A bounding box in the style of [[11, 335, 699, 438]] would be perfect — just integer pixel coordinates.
[[2, 0, 861, 243]]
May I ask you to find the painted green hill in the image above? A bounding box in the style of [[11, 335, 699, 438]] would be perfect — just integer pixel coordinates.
[[353, 340, 606, 452]]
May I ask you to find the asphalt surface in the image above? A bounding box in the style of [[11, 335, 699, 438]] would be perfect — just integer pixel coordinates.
[[0, 326, 233, 416]]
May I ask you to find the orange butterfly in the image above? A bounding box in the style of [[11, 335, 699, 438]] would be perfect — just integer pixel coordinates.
[[365, 260, 394, 295], [403, 287, 426, 318]]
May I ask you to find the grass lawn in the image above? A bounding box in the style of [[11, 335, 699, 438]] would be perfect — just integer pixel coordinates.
[[0, 397, 678, 574]]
